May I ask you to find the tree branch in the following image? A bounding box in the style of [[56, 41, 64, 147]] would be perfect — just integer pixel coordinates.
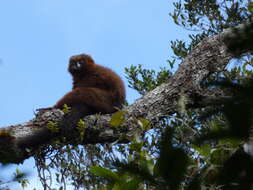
[[1, 19, 252, 163]]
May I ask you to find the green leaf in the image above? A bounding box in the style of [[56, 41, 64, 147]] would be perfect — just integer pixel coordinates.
[[129, 141, 143, 153], [47, 121, 59, 133], [112, 184, 121, 190], [62, 104, 71, 114], [218, 138, 241, 148], [249, 2, 253, 13], [193, 144, 211, 157], [109, 111, 126, 127], [157, 128, 189, 189], [168, 59, 176, 69], [90, 166, 120, 183], [137, 118, 150, 130], [210, 148, 230, 165], [123, 178, 142, 190]]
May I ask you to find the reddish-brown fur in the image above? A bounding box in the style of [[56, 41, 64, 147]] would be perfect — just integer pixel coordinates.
[[54, 54, 125, 115]]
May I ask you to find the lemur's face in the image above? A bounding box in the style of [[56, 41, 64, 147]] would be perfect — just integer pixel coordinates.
[[68, 54, 87, 74]]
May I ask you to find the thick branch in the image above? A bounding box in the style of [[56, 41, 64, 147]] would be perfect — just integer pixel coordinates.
[[1, 20, 252, 163]]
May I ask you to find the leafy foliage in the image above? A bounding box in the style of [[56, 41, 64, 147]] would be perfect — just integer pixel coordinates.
[[109, 111, 126, 127], [125, 64, 171, 95]]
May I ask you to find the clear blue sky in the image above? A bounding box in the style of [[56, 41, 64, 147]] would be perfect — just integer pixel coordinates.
[[0, 0, 188, 189]]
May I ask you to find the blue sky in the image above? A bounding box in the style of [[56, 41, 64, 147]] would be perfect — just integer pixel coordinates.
[[0, 0, 188, 189]]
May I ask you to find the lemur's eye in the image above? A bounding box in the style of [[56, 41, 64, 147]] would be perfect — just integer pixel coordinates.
[[76, 61, 81, 68]]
